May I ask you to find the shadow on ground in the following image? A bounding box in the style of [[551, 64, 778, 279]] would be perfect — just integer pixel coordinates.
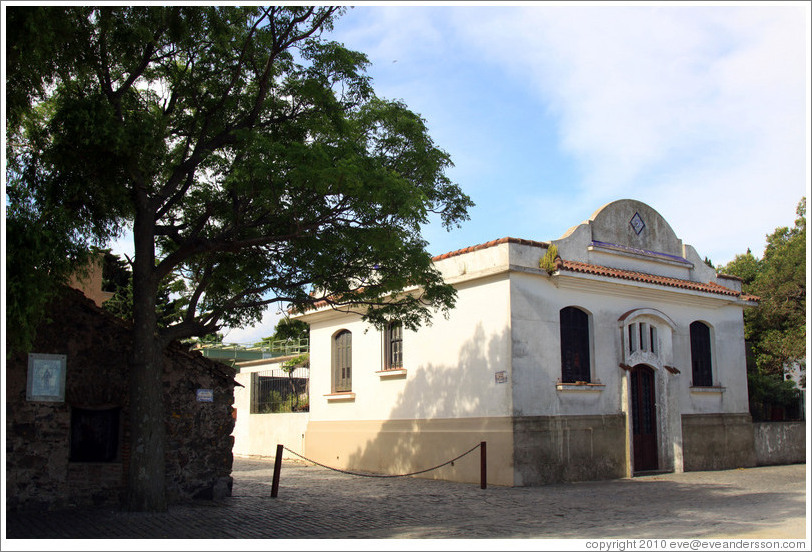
[[5, 460, 806, 539]]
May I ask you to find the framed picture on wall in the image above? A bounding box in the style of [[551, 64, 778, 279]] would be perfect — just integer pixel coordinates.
[[27, 353, 67, 402]]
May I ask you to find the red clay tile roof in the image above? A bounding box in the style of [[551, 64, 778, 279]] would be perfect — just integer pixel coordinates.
[[299, 238, 759, 313], [432, 237, 550, 261], [556, 258, 758, 301], [301, 238, 546, 313]]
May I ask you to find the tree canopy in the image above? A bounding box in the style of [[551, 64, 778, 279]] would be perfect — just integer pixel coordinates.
[[8, 6, 472, 345], [721, 198, 806, 380], [268, 316, 309, 343], [7, 6, 472, 511]]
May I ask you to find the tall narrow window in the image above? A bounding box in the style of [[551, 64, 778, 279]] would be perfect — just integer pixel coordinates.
[[333, 330, 352, 392], [560, 307, 591, 383], [650, 325, 658, 355], [690, 321, 712, 387], [385, 321, 403, 370]]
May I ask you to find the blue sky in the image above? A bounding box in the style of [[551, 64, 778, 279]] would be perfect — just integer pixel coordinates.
[[113, 2, 810, 344], [325, 3, 808, 261]]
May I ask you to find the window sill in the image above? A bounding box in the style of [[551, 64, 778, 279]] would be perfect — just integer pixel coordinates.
[[556, 382, 605, 393], [690, 386, 725, 394], [376, 368, 407, 378], [325, 392, 356, 402]]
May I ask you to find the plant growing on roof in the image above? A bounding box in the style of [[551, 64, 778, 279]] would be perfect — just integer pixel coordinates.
[[540, 244, 559, 275]]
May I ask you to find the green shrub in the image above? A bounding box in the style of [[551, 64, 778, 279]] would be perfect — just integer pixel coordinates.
[[747, 370, 802, 421], [540, 244, 559, 275], [260, 390, 293, 413]]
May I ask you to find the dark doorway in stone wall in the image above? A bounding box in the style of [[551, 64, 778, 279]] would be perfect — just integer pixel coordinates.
[[70, 407, 121, 462], [631, 365, 658, 473]]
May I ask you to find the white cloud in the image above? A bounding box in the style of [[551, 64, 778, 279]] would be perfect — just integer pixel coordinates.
[[451, 5, 808, 262], [335, 6, 447, 67], [112, 4, 808, 276], [221, 305, 287, 346]]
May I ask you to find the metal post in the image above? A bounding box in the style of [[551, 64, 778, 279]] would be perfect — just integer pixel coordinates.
[[480, 441, 487, 489], [271, 443, 284, 498]]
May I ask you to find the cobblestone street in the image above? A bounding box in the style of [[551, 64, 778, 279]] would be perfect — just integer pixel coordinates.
[[4, 458, 807, 542]]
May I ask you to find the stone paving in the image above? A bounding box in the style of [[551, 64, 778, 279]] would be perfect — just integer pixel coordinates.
[[3, 458, 808, 540]]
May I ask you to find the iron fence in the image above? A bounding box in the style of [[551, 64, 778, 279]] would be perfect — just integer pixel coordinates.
[[250, 367, 310, 414]]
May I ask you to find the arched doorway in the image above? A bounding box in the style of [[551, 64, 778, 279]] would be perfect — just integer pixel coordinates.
[[631, 364, 658, 473]]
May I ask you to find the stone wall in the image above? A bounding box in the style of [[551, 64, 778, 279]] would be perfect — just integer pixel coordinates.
[[513, 414, 627, 485], [5, 288, 237, 511], [163, 343, 237, 502], [681, 413, 756, 471], [753, 422, 806, 466]]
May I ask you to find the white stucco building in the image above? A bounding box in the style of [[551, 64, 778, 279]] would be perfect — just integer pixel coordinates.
[[294, 199, 759, 486]]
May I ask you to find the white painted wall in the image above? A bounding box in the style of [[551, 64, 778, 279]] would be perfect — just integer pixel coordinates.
[[307, 273, 513, 423], [511, 270, 623, 417], [675, 305, 750, 414], [289, 201, 755, 483], [509, 268, 750, 418], [300, 201, 751, 432], [303, 238, 750, 427], [232, 364, 309, 459]]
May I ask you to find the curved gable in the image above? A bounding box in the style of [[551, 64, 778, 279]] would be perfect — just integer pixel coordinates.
[[588, 199, 683, 257]]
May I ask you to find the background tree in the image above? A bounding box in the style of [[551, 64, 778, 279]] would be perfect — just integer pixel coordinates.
[[101, 249, 133, 294], [7, 6, 472, 511], [721, 248, 760, 288], [100, 250, 189, 328], [747, 198, 806, 378], [269, 317, 310, 342], [281, 352, 310, 412], [721, 198, 806, 418]]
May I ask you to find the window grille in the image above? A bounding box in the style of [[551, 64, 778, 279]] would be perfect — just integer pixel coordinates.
[[560, 307, 591, 383], [250, 368, 310, 413], [385, 321, 403, 369], [333, 330, 352, 392]]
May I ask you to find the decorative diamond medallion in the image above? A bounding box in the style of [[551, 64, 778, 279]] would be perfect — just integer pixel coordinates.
[[630, 212, 645, 235]]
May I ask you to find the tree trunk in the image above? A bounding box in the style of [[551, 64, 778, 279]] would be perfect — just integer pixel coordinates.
[[126, 206, 167, 512], [288, 373, 299, 411]]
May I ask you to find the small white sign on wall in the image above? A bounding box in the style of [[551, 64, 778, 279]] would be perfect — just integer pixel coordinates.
[[196, 389, 214, 402], [27, 353, 67, 402]]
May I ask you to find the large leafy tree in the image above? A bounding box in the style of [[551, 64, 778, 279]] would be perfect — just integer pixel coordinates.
[[721, 198, 806, 415], [724, 198, 806, 377], [6, 6, 123, 354], [7, 6, 472, 511], [748, 198, 806, 378]]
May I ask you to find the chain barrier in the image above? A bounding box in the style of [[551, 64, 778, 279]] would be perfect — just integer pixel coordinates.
[[281, 442, 482, 478]]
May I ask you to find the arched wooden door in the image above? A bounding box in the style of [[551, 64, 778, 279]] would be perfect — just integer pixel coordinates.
[[631, 365, 658, 473]]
